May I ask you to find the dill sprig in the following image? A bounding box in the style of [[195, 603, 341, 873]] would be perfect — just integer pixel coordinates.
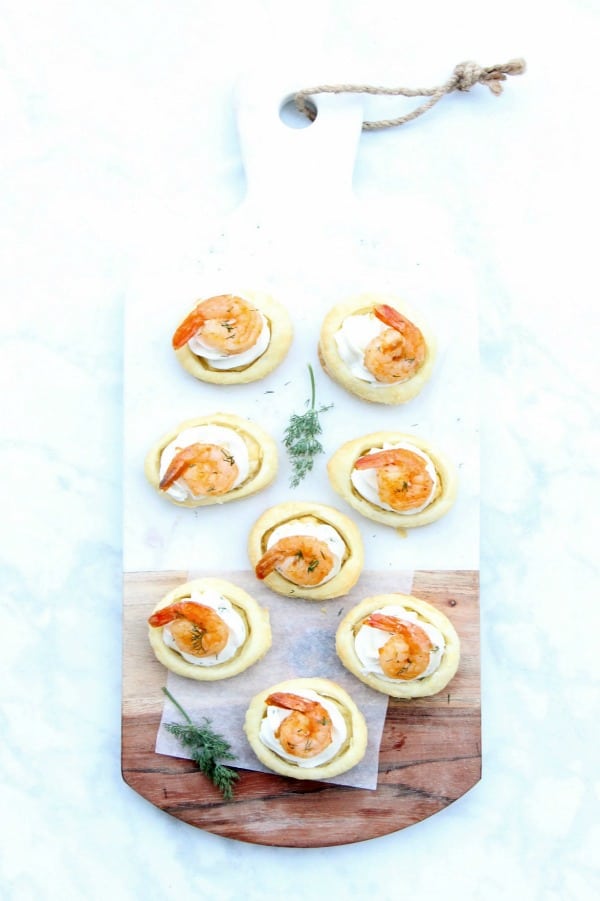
[[162, 687, 239, 800], [283, 364, 333, 488]]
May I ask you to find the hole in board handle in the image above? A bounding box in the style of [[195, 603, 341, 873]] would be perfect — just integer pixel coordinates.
[[279, 95, 317, 129]]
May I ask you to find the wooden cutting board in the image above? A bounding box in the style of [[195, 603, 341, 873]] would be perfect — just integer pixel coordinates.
[[122, 569, 479, 846], [121, 72, 481, 846]]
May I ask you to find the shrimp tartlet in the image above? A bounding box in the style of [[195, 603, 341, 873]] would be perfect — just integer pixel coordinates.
[[327, 431, 457, 530], [172, 291, 293, 384], [147, 578, 271, 680], [144, 412, 278, 507], [318, 294, 435, 404], [247, 501, 364, 600], [336, 593, 460, 698], [244, 678, 368, 780]]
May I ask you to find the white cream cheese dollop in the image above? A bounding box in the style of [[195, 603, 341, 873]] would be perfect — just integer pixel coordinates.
[[333, 312, 389, 385], [162, 588, 247, 666], [188, 313, 270, 370], [350, 442, 438, 514], [266, 519, 346, 586], [260, 689, 347, 768], [354, 605, 445, 682], [159, 425, 250, 502]]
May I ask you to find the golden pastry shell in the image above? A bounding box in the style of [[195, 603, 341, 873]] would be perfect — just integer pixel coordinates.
[[327, 430, 457, 529], [318, 294, 436, 404], [173, 290, 293, 384], [244, 677, 368, 780], [247, 501, 364, 600], [144, 412, 278, 508], [147, 577, 271, 681], [336, 593, 460, 698]]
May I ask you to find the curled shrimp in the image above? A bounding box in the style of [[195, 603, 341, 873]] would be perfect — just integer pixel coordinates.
[[148, 601, 230, 657], [172, 294, 263, 353], [255, 536, 335, 586], [159, 442, 239, 497], [266, 692, 333, 759], [363, 304, 426, 383], [354, 447, 435, 512], [362, 612, 432, 680]]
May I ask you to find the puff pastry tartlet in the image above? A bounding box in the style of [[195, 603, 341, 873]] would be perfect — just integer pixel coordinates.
[[336, 593, 460, 698], [172, 291, 293, 384], [247, 501, 364, 600], [147, 577, 271, 680], [244, 677, 368, 780], [318, 294, 435, 404], [144, 412, 278, 507], [327, 430, 457, 530]]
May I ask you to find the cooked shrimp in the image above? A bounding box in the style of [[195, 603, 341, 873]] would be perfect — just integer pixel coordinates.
[[266, 692, 333, 758], [362, 612, 432, 679], [363, 304, 426, 383], [159, 442, 239, 497], [255, 536, 335, 586], [354, 447, 435, 512], [148, 601, 230, 657], [172, 294, 263, 353]]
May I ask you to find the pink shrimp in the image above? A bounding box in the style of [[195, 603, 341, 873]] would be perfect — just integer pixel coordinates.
[[363, 304, 426, 383], [148, 601, 230, 657], [172, 294, 262, 353]]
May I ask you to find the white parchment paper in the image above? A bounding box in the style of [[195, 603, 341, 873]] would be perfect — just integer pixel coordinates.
[[155, 569, 414, 789]]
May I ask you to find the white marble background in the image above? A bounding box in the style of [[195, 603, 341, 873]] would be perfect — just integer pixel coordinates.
[[1, 1, 598, 899]]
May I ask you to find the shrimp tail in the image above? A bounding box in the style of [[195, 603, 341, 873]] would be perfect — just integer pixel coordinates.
[[148, 601, 213, 628], [354, 449, 399, 471], [266, 692, 316, 714], [148, 602, 187, 627], [171, 306, 206, 349], [255, 547, 283, 580], [362, 612, 405, 634], [159, 448, 195, 490], [373, 304, 407, 333]]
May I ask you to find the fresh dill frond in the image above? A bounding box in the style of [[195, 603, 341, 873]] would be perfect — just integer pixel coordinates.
[[162, 687, 239, 800], [283, 364, 333, 487]]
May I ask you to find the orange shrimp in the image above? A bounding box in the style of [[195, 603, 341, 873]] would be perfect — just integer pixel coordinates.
[[362, 612, 432, 679], [148, 601, 230, 657], [363, 304, 426, 383], [266, 692, 333, 758], [255, 536, 335, 586], [159, 442, 239, 497], [354, 447, 435, 512], [172, 294, 262, 353]]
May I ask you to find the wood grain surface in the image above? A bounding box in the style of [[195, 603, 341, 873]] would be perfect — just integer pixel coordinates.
[[122, 569, 480, 846]]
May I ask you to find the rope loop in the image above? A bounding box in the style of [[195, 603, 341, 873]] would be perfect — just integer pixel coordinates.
[[294, 58, 526, 130]]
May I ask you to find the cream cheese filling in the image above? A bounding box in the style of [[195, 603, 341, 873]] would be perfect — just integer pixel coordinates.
[[350, 442, 438, 515], [159, 425, 250, 502], [266, 519, 345, 586], [162, 588, 247, 666], [354, 605, 445, 682], [259, 689, 347, 768], [188, 313, 270, 370], [333, 312, 390, 385]]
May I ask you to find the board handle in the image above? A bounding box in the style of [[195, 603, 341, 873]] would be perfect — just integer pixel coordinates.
[[235, 72, 364, 218]]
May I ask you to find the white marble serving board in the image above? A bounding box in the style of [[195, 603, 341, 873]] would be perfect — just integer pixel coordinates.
[[123, 74, 479, 576]]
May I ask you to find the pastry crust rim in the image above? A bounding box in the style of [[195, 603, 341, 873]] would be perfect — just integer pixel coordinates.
[[147, 577, 272, 681], [318, 294, 436, 405], [327, 430, 457, 529], [244, 677, 368, 780], [247, 501, 364, 601], [144, 412, 278, 508], [336, 593, 460, 698], [173, 290, 293, 385]]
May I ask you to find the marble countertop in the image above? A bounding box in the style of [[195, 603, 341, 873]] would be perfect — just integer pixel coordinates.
[[2, 1, 598, 898]]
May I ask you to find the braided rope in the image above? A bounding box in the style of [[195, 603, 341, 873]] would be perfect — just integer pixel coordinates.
[[294, 59, 526, 130]]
